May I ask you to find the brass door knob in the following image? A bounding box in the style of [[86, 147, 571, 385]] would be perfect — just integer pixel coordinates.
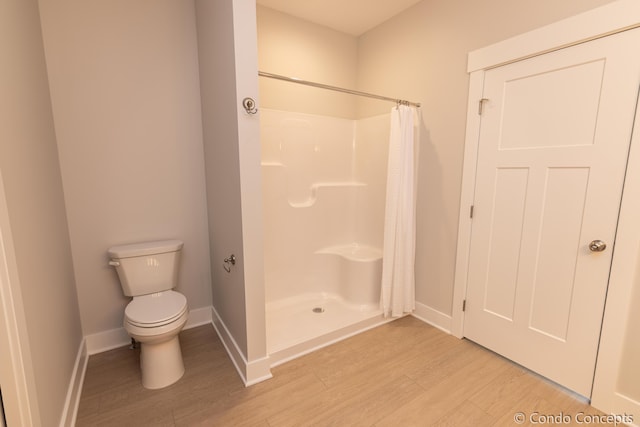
[[589, 240, 607, 252]]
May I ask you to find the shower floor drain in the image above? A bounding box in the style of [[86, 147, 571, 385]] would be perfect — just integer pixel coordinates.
[[312, 307, 325, 313]]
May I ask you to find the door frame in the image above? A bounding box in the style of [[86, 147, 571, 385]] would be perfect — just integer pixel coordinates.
[[452, 0, 640, 403], [0, 170, 38, 425], [591, 88, 640, 418]]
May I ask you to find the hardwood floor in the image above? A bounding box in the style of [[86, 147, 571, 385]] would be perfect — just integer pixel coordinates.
[[76, 316, 603, 426]]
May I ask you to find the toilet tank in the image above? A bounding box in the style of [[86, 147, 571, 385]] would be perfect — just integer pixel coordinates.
[[108, 240, 183, 297]]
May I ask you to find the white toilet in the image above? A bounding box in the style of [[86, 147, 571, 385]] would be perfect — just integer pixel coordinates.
[[108, 239, 188, 389]]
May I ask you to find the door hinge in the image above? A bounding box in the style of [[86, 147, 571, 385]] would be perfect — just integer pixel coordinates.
[[470, 205, 474, 218], [462, 299, 467, 312], [478, 98, 489, 115]]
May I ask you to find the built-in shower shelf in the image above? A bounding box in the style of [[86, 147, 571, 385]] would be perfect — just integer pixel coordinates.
[[315, 243, 382, 262], [289, 182, 367, 208], [261, 161, 284, 167], [314, 243, 383, 309]]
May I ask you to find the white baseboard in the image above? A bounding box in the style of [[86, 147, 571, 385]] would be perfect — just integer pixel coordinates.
[[210, 306, 272, 386], [184, 306, 213, 329], [59, 338, 88, 427], [85, 306, 214, 355], [412, 302, 453, 334], [85, 327, 130, 355], [245, 356, 273, 387]]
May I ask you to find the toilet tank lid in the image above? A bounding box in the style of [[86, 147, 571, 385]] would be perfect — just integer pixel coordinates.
[[108, 240, 183, 259]]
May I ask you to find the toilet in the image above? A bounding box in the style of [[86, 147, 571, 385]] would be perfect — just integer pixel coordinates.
[[108, 239, 188, 389]]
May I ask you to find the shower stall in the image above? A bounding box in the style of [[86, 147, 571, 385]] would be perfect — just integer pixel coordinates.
[[259, 72, 420, 363]]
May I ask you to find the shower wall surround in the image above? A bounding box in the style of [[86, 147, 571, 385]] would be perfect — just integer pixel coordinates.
[[261, 108, 389, 313]]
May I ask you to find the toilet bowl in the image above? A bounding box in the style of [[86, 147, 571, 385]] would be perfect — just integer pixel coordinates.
[[124, 290, 188, 389], [108, 240, 188, 389]]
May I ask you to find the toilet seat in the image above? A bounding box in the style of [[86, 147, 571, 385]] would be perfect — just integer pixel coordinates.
[[125, 290, 187, 328]]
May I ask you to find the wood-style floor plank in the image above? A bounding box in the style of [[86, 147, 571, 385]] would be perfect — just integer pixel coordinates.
[[76, 316, 604, 426]]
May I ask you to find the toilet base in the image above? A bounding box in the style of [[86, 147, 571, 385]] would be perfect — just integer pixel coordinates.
[[125, 308, 188, 389], [139, 334, 184, 389]]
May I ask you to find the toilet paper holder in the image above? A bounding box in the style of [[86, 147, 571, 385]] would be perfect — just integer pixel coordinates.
[[223, 254, 236, 273]]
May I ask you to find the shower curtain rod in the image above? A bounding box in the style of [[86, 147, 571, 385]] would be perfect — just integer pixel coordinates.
[[258, 71, 421, 108]]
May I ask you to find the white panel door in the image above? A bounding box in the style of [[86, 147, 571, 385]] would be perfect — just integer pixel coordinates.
[[464, 28, 640, 397]]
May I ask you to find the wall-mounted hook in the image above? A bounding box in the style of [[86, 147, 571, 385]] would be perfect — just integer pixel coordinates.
[[223, 254, 236, 273], [242, 97, 258, 115]]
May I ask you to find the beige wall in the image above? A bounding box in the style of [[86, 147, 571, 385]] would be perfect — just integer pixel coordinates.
[[196, 0, 268, 371], [257, 6, 359, 119], [38, 0, 212, 336], [195, 0, 249, 356], [0, 0, 82, 423], [232, 0, 269, 364], [356, 0, 617, 316], [196, 0, 270, 374]]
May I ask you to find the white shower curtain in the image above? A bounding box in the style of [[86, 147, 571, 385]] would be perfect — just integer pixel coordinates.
[[381, 104, 419, 318]]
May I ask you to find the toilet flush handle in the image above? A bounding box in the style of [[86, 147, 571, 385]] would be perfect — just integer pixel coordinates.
[[108, 260, 120, 267]]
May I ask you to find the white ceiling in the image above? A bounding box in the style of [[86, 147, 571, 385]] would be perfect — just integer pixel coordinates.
[[256, 0, 423, 36]]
